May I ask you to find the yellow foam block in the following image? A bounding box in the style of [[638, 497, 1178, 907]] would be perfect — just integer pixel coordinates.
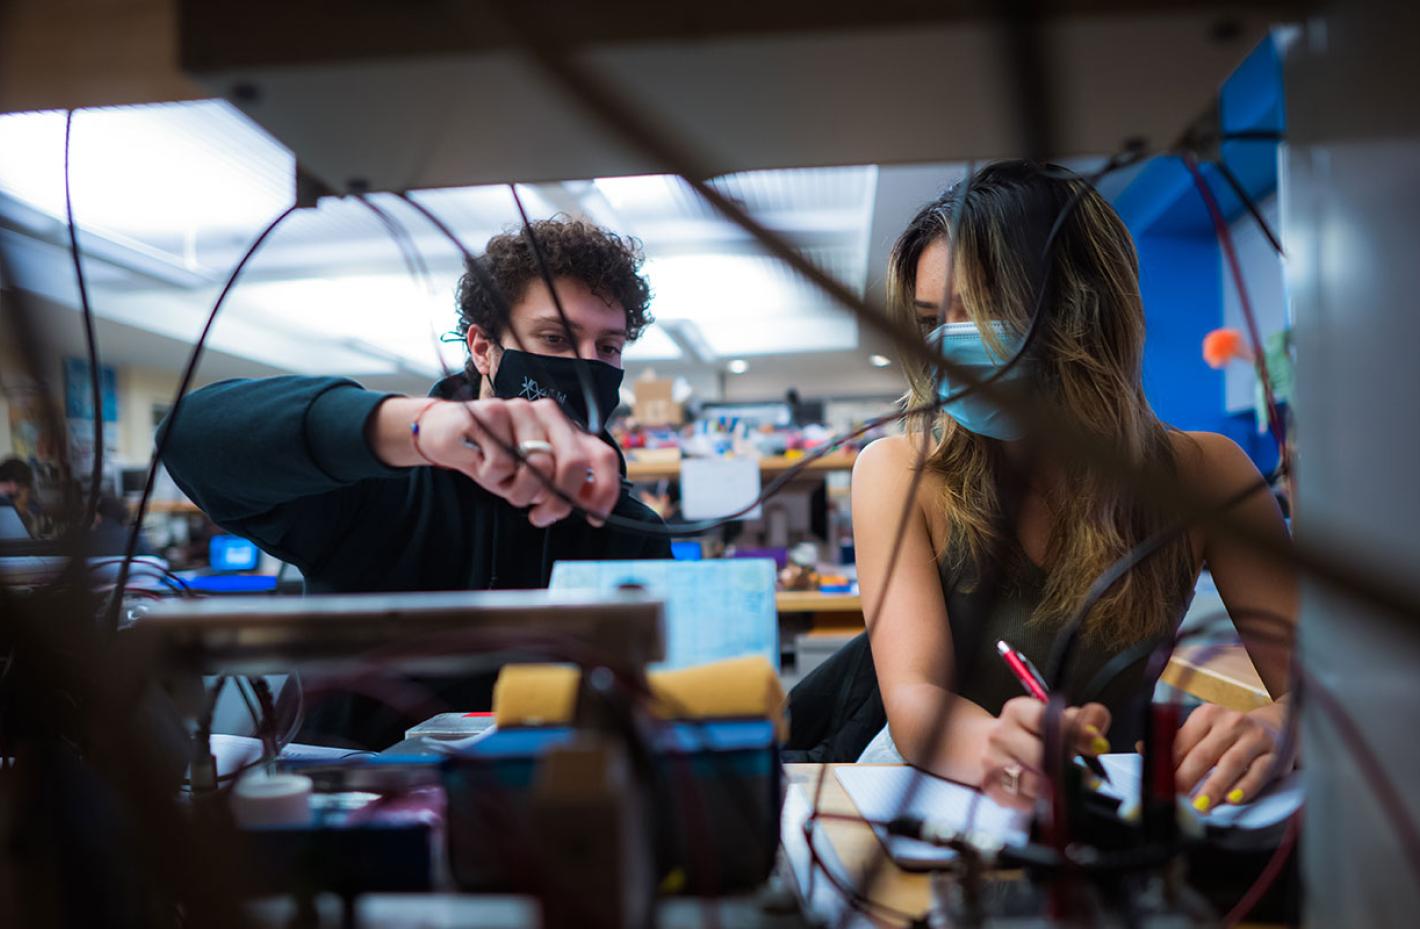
[[492, 664, 581, 728], [493, 655, 786, 738]]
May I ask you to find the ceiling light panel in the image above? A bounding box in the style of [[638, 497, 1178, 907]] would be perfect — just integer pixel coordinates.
[[707, 165, 874, 215], [0, 101, 293, 267], [225, 273, 464, 376], [620, 323, 683, 361]]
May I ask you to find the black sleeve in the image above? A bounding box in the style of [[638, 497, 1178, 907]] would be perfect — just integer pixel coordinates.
[[158, 376, 407, 570], [638, 519, 673, 560], [606, 483, 672, 560]]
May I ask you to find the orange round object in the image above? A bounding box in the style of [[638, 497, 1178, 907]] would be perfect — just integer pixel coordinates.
[[1202, 328, 1249, 368]]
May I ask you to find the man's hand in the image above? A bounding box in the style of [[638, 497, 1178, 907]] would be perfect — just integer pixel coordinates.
[[372, 396, 621, 527]]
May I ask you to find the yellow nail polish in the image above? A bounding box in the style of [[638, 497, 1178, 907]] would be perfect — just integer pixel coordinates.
[[1192, 794, 1212, 813], [1091, 736, 1111, 755], [1227, 788, 1246, 804]]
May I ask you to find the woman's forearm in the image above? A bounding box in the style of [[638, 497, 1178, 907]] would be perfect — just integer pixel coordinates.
[[884, 682, 999, 784]]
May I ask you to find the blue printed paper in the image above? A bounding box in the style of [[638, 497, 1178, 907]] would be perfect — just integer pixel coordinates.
[[550, 559, 779, 670]]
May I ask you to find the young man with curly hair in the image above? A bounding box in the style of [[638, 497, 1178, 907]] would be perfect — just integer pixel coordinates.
[[160, 220, 670, 744]]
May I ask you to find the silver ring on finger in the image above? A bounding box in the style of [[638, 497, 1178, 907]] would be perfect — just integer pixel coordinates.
[[1002, 763, 1023, 797], [517, 439, 554, 458]]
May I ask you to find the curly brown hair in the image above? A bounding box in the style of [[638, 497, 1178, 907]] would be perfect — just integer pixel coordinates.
[[455, 218, 653, 345]]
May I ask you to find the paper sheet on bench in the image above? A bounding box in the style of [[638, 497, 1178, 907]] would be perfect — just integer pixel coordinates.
[[1096, 753, 1303, 830], [834, 766, 1030, 867]]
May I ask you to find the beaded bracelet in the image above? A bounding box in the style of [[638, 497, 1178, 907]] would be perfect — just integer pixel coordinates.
[[409, 399, 441, 466]]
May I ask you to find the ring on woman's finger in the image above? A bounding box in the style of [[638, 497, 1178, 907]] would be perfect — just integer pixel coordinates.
[[517, 439, 554, 458], [1002, 763, 1023, 797]]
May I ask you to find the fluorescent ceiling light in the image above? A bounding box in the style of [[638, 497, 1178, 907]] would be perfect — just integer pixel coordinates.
[[727, 359, 749, 374], [592, 174, 688, 216], [0, 101, 293, 254], [620, 323, 683, 361], [227, 273, 464, 376], [869, 354, 892, 367], [641, 253, 857, 355]]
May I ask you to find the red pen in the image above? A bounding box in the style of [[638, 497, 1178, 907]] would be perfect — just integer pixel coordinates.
[[996, 640, 1111, 783]]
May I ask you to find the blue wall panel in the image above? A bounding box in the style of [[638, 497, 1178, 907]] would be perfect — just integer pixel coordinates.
[[1135, 233, 1225, 433], [1110, 34, 1282, 458]]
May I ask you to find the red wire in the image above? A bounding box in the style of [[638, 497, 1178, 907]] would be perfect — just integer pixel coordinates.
[[1180, 153, 1291, 476], [1223, 813, 1298, 928]]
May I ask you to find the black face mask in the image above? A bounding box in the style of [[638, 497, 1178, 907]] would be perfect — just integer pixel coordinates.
[[490, 348, 625, 432]]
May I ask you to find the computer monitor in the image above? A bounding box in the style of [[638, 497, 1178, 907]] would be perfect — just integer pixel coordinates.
[[209, 535, 259, 572], [118, 467, 148, 496]]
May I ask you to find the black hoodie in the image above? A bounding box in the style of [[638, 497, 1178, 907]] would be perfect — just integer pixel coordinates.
[[159, 373, 670, 746], [160, 373, 669, 592]]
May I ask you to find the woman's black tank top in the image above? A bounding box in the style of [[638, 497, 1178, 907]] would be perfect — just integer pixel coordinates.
[[939, 545, 1182, 751]]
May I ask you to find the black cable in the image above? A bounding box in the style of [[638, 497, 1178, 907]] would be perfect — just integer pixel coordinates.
[[1044, 476, 1273, 696], [387, 158, 1140, 540], [85, 556, 194, 594], [355, 194, 435, 293], [491, 5, 1420, 656], [235, 676, 261, 735], [1210, 158, 1284, 258], [1181, 153, 1288, 476], [247, 675, 279, 762], [108, 204, 298, 631], [864, 151, 1143, 628], [63, 109, 104, 531], [507, 184, 606, 434], [388, 190, 610, 431]]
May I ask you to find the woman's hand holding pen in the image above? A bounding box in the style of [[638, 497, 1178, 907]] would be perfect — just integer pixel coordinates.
[[981, 696, 1114, 810], [1172, 699, 1290, 813]]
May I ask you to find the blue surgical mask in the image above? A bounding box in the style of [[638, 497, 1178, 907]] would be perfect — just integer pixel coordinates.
[[930, 321, 1031, 440]]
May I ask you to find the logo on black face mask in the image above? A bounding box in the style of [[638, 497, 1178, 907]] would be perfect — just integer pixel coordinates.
[[518, 376, 568, 407]]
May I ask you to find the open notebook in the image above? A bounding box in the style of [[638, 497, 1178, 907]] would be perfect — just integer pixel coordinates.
[[836, 755, 1303, 869]]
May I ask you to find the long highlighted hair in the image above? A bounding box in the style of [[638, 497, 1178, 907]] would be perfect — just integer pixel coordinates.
[[888, 161, 1195, 647]]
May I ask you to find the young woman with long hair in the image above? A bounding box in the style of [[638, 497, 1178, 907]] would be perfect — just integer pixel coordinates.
[[854, 161, 1296, 812]]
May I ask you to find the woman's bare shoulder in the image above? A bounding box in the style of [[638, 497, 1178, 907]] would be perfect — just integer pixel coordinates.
[[853, 435, 948, 531], [854, 435, 945, 485], [1169, 430, 1267, 503]]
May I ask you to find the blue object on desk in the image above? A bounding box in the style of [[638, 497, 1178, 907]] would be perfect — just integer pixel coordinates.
[[183, 573, 276, 594], [670, 539, 704, 560], [443, 719, 780, 895], [209, 534, 259, 571]]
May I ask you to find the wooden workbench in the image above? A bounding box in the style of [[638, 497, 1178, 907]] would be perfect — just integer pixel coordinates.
[[625, 451, 857, 482], [1159, 642, 1272, 711], [775, 591, 862, 614]]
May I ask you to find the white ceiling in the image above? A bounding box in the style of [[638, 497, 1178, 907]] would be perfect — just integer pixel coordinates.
[[0, 98, 1117, 401]]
